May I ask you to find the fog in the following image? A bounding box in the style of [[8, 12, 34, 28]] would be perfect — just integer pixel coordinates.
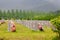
[[0, 0, 60, 11]]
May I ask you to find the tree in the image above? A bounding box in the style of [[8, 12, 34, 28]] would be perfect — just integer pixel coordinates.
[[19, 10, 22, 20], [11, 9, 15, 19], [3, 10, 7, 19], [0, 10, 2, 19], [7, 10, 11, 19], [16, 9, 20, 19]]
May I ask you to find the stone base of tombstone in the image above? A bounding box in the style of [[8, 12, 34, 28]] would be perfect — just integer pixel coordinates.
[[12, 30, 16, 32]]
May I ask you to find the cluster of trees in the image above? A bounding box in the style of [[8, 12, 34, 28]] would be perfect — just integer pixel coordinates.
[[0, 9, 60, 20]]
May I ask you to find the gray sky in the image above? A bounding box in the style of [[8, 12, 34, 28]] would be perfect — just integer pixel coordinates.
[[0, 0, 60, 11]]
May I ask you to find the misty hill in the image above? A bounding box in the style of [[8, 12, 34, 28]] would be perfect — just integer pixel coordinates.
[[0, 0, 60, 11]]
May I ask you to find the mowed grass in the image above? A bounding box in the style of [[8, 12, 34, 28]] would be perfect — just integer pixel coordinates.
[[0, 21, 58, 40]]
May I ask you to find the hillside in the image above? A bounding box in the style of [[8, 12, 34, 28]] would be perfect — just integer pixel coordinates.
[[0, 20, 58, 40]]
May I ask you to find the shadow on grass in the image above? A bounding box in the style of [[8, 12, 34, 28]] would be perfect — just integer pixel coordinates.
[[31, 30, 44, 33]]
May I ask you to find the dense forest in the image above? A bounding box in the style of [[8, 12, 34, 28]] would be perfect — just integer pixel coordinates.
[[0, 9, 60, 20]]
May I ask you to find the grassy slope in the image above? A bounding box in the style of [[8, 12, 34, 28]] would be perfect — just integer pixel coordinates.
[[0, 21, 58, 40]]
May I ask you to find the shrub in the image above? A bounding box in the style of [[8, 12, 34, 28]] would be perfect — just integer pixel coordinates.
[[50, 16, 60, 39]]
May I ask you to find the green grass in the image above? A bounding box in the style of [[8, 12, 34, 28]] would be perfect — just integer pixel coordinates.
[[0, 21, 58, 40]]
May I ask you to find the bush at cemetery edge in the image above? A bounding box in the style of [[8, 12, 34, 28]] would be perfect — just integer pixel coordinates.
[[50, 16, 60, 39]]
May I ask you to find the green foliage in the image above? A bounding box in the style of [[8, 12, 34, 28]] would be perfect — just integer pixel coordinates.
[[0, 10, 60, 20], [0, 10, 2, 19], [51, 16, 60, 30], [50, 16, 60, 39]]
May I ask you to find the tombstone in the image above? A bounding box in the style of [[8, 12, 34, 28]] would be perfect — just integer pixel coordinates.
[[8, 20, 11, 32]]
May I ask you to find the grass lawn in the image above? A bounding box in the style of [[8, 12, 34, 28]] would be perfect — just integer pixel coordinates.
[[0, 21, 58, 40]]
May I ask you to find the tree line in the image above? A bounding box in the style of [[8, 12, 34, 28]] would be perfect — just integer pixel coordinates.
[[0, 9, 60, 20]]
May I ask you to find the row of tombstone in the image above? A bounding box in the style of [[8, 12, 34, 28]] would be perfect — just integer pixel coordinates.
[[0, 19, 55, 32], [16, 20, 53, 31]]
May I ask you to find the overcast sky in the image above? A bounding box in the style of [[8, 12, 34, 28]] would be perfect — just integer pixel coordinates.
[[0, 0, 60, 11]]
